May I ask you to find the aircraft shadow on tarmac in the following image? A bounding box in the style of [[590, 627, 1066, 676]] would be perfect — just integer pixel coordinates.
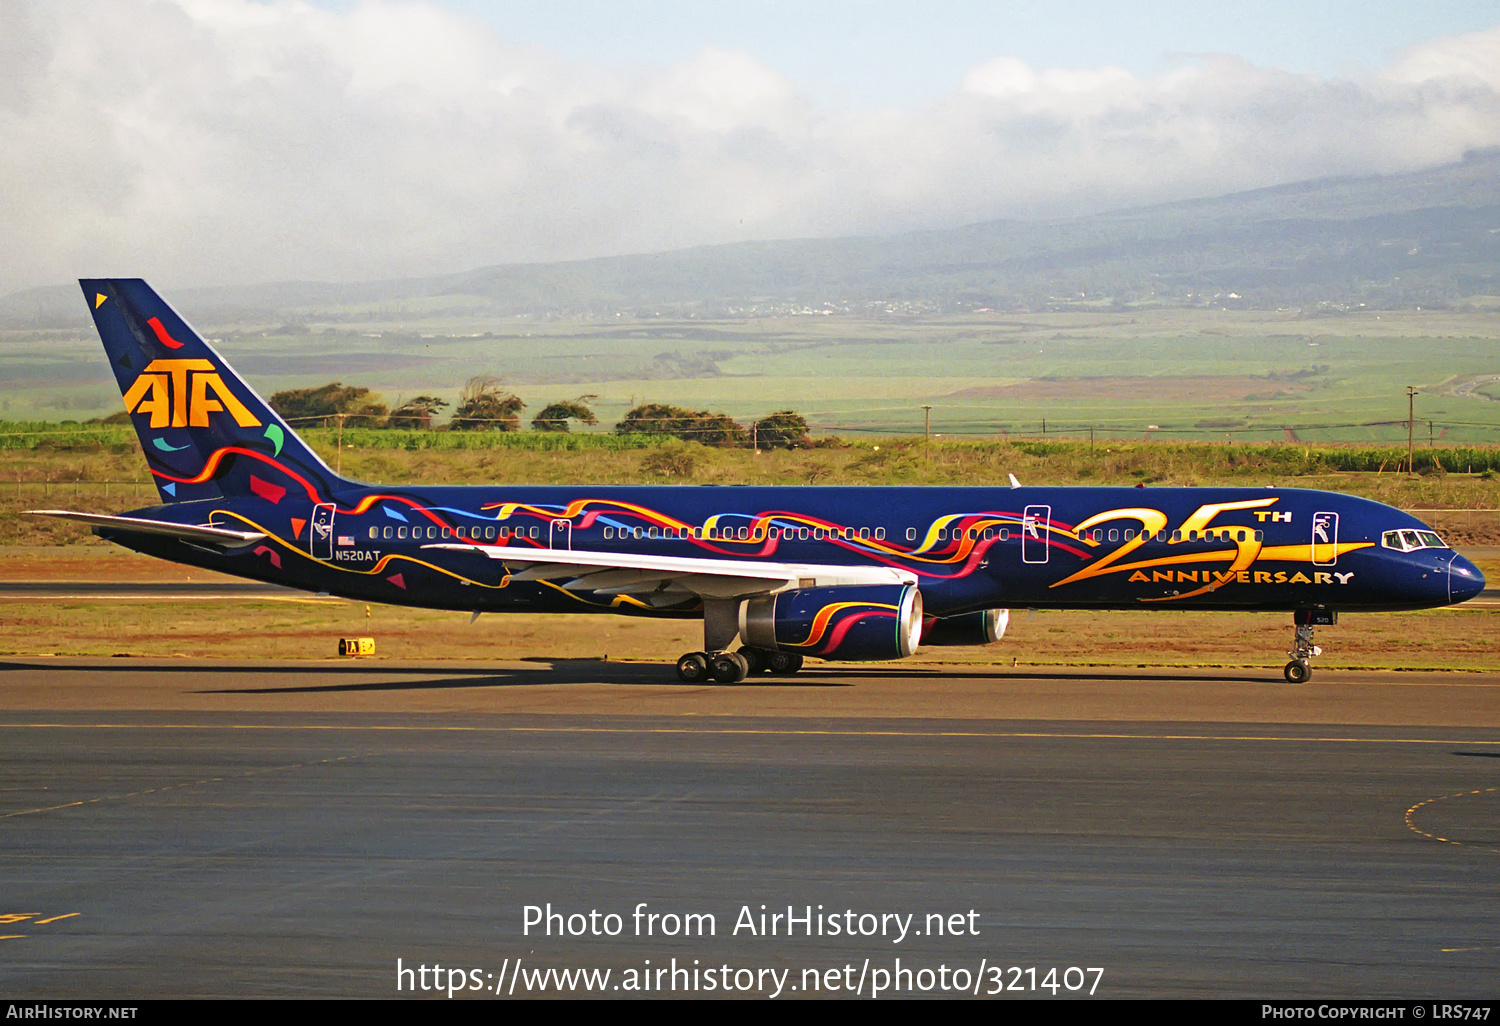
[[0, 659, 1278, 693]]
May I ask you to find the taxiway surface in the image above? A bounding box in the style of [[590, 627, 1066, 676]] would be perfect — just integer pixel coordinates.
[[2, 659, 1497, 999]]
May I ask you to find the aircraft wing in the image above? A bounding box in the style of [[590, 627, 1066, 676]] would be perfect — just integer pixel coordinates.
[[24, 510, 268, 547], [424, 543, 917, 605]]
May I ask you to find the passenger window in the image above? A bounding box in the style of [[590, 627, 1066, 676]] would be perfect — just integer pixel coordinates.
[[1188, 530, 1198, 541], [1254, 531, 1262, 541], [648, 527, 658, 539], [485, 526, 496, 540], [875, 527, 885, 541], [999, 528, 1009, 541], [936, 528, 946, 541], [398, 527, 407, 539], [443, 527, 452, 538], [859, 527, 870, 540], [984, 528, 994, 540], [383, 526, 393, 540], [1108, 529, 1118, 542], [799, 528, 809, 540], [1171, 531, 1181, 542], [906, 528, 917, 541], [367, 527, 377, 539], [1124, 529, 1134, 541]]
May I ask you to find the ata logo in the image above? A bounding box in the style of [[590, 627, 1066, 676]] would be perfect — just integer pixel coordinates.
[[121, 359, 261, 429]]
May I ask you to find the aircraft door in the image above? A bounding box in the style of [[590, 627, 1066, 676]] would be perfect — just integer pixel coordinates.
[[1022, 505, 1050, 564], [550, 519, 572, 550], [1311, 511, 1338, 566], [310, 503, 336, 559]]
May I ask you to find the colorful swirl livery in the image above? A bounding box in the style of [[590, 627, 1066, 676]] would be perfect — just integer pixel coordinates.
[[28, 279, 1485, 684]]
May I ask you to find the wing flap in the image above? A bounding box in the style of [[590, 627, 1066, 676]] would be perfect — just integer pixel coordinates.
[[422, 543, 916, 600]]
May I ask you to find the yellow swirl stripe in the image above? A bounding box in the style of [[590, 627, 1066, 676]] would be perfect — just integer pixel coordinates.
[[783, 601, 898, 649], [481, 498, 688, 531]]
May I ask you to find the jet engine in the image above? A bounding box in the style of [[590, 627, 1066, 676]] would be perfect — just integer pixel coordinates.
[[740, 584, 922, 661], [919, 608, 1009, 646]]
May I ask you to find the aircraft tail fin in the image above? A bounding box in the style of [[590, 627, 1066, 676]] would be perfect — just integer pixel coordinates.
[[81, 279, 349, 505]]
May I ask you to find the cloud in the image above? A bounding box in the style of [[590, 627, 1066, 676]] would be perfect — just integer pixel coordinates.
[[2, 0, 1498, 294]]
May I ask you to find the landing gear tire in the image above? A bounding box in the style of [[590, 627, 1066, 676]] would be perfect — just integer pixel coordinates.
[[766, 650, 803, 675], [738, 646, 767, 675], [1285, 617, 1326, 683], [676, 652, 710, 683], [710, 651, 750, 684]]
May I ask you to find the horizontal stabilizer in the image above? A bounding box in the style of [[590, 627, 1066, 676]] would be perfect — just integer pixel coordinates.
[[25, 510, 267, 547]]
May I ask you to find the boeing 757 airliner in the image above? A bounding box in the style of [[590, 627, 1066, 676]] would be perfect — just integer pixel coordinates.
[[27, 279, 1485, 683]]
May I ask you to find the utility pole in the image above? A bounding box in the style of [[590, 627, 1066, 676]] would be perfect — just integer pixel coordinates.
[[922, 405, 932, 449], [1406, 386, 1419, 474]]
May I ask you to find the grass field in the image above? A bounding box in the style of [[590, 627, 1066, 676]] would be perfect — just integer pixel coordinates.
[[4, 306, 1499, 441], [0, 553, 1491, 670], [4, 429, 1500, 545], [0, 423, 1497, 515]]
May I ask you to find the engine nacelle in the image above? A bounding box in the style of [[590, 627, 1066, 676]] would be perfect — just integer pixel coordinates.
[[740, 584, 922, 661], [920, 609, 1009, 646]]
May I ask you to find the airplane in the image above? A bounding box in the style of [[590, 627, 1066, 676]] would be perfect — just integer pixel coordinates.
[[27, 279, 1485, 685]]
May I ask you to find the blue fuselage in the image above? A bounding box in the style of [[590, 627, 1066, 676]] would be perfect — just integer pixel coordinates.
[[106, 483, 1484, 618]]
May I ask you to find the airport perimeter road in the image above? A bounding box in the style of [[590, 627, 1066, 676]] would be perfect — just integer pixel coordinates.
[[0, 661, 1497, 999]]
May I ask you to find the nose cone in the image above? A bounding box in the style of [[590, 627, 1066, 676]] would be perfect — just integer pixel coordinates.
[[1448, 554, 1486, 604]]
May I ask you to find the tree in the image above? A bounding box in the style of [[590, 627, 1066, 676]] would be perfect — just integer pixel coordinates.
[[752, 410, 808, 449], [615, 403, 747, 447], [388, 396, 449, 430], [451, 376, 525, 431], [268, 383, 387, 427], [531, 395, 599, 432]]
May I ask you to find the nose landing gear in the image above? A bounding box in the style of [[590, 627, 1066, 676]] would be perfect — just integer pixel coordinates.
[[1284, 608, 1335, 683]]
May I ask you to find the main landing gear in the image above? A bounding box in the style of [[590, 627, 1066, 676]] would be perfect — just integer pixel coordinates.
[[675, 598, 805, 683], [675, 647, 804, 683], [1284, 608, 1335, 683]]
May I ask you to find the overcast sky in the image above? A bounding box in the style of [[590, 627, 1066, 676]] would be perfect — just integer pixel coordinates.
[[3, 0, 1498, 294]]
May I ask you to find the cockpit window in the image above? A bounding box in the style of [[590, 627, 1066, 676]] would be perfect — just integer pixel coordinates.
[[1381, 529, 1449, 552]]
